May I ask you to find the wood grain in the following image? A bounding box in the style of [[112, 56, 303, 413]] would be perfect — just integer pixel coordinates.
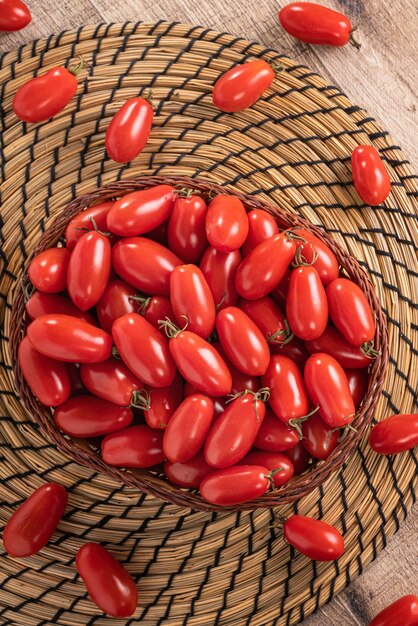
[[1, 1, 417, 624]]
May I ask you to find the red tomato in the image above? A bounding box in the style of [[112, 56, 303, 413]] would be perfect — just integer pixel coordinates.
[[283, 515, 344, 561], [200, 246, 241, 311], [112, 313, 176, 387], [67, 363, 86, 395], [0, 0, 31, 31], [13, 67, 78, 123], [369, 595, 418, 626], [261, 355, 309, 424], [147, 220, 169, 246], [138, 295, 175, 332], [305, 326, 372, 369], [96, 280, 137, 333], [212, 342, 259, 394], [79, 357, 143, 406], [240, 450, 294, 487], [235, 234, 296, 300], [345, 368, 368, 408], [67, 230, 111, 310], [327, 278, 376, 348], [369, 414, 418, 455], [301, 412, 339, 460], [54, 396, 133, 437], [170, 265, 215, 338], [3, 483, 67, 557], [286, 266, 328, 341], [204, 394, 266, 468], [254, 408, 300, 451], [242, 209, 279, 256], [284, 441, 309, 475], [200, 465, 270, 505], [26, 291, 97, 325], [112, 237, 182, 296], [144, 374, 183, 429], [105, 96, 153, 164], [102, 424, 165, 467], [28, 247, 71, 293], [270, 270, 291, 310], [205, 195, 249, 252], [216, 307, 270, 376], [65, 202, 114, 250], [18, 336, 70, 407], [352, 145, 391, 206], [168, 194, 208, 263], [304, 353, 355, 427], [163, 395, 214, 463], [164, 452, 212, 488], [76, 543, 138, 618], [270, 336, 309, 371], [287, 228, 339, 286], [239, 297, 292, 345], [27, 314, 112, 363], [107, 185, 174, 236], [279, 2, 353, 47], [212, 60, 274, 112]]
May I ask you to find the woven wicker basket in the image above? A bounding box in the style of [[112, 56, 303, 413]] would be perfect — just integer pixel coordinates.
[[10, 175, 388, 511]]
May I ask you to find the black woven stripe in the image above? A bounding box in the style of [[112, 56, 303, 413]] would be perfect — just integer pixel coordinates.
[[338, 472, 349, 535], [357, 446, 388, 529], [382, 390, 400, 414], [279, 546, 295, 617]]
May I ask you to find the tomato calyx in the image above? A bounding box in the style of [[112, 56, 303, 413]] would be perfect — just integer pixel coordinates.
[[360, 341, 380, 359], [290, 245, 319, 268], [67, 57, 87, 76], [337, 422, 357, 442], [112, 346, 121, 360], [130, 388, 151, 411], [349, 27, 361, 51], [22, 276, 35, 302], [158, 316, 188, 338], [130, 294, 151, 314], [267, 467, 285, 490], [174, 186, 202, 198], [266, 319, 294, 346], [226, 386, 270, 421], [268, 60, 284, 74], [74, 216, 112, 238], [288, 405, 320, 438], [284, 229, 308, 245]]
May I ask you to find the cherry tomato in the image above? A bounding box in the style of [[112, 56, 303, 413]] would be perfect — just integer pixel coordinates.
[[26, 291, 97, 325], [67, 230, 111, 310], [238, 296, 291, 346], [369, 414, 418, 455], [80, 357, 143, 406], [112, 313, 176, 388], [105, 96, 153, 163], [352, 145, 391, 206], [283, 515, 344, 561], [3, 483, 67, 557], [204, 394, 266, 468], [102, 424, 165, 467], [107, 185, 174, 236], [96, 280, 137, 333], [270, 270, 291, 310], [304, 353, 355, 427], [287, 228, 339, 285], [279, 2, 353, 47], [28, 247, 71, 293], [144, 374, 183, 429], [242, 209, 279, 256], [254, 408, 300, 451], [200, 246, 241, 311], [0, 0, 31, 31], [240, 450, 294, 487], [212, 341, 259, 394], [270, 336, 309, 371], [65, 202, 114, 250], [200, 465, 270, 505], [216, 307, 270, 376], [205, 195, 249, 253], [163, 395, 214, 463], [138, 295, 175, 332], [55, 396, 133, 437], [76, 543, 138, 618], [262, 355, 309, 424], [301, 412, 339, 460], [13, 67, 78, 123], [286, 266, 328, 341], [327, 278, 376, 348], [112, 237, 182, 296], [235, 234, 296, 300], [345, 368, 368, 408], [27, 314, 112, 363], [212, 60, 274, 112], [305, 326, 371, 369], [18, 336, 70, 407], [168, 194, 208, 263], [284, 441, 309, 475], [67, 363, 86, 395], [369, 595, 418, 626], [170, 264, 215, 338], [164, 452, 212, 488]]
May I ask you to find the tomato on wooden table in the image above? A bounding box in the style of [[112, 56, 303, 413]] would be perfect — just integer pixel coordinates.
[[107, 185, 174, 236], [26, 291, 97, 325], [164, 452, 212, 488], [200, 465, 271, 505], [239, 450, 294, 487], [170, 265, 216, 338], [327, 278, 376, 349], [284, 441, 309, 475], [76, 543, 138, 618], [144, 374, 183, 429], [212, 60, 275, 112], [239, 297, 292, 345], [254, 408, 300, 452], [96, 280, 137, 333], [65, 202, 114, 250], [301, 412, 339, 460], [200, 247, 241, 311], [369, 595, 418, 626], [369, 414, 418, 455], [261, 355, 309, 425], [28, 247, 71, 293], [167, 193, 208, 263], [105, 96, 153, 164], [54, 396, 133, 437], [212, 342, 259, 395], [163, 395, 214, 463], [27, 314, 112, 363], [0, 0, 31, 31], [279, 2, 354, 47], [352, 145, 391, 206], [345, 368, 368, 408], [286, 228, 339, 285], [242, 209, 279, 256], [205, 195, 249, 252], [286, 266, 328, 341], [102, 424, 165, 467], [3, 483, 67, 557], [67, 230, 111, 310], [305, 326, 372, 369], [137, 295, 175, 332], [80, 357, 144, 406], [283, 515, 344, 561]]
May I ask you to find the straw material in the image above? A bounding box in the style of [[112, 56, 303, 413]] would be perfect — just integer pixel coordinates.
[[0, 21, 417, 625]]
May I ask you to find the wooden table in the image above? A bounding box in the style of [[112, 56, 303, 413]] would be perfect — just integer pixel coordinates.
[[2, 1, 417, 624]]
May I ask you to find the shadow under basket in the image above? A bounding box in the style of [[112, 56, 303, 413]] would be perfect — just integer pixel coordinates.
[[10, 175, 388, 512]]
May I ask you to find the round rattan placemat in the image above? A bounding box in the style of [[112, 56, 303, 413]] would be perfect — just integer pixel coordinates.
[[0, 21, 417, 626]]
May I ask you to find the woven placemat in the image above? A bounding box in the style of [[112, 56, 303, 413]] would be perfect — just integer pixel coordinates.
[[0, 21, 417, 626]]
